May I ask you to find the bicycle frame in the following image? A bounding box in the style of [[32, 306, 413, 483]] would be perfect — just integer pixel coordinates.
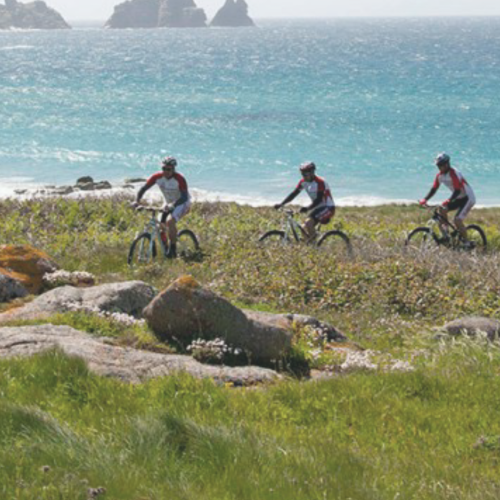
[[282, 210, 310, 242], [137, 207, 169, 256], [424, 206, 461, 240]]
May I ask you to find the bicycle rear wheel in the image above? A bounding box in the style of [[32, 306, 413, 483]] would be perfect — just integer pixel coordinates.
[[405, 227, 439, 251], [465, 225, 487, 252], [177, 229, 201, 260], [128, 233, 157, 266], [258, 230, 288, 247], [317, 230, 353, 258]]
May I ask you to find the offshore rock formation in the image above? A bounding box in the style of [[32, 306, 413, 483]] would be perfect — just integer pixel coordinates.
[[210, 0, 255, 27], [105, 0, 207, 28], [0, 0, 70, 29]]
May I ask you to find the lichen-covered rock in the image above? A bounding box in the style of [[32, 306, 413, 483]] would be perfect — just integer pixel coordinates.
[[210, 0, 254, 27], [0, 274, 28, 303], [143, 276, 292, 364], [443, 317, 500, 341], [0, 0, 70, 30], [0, 281, 156, 322], [0, 245, 59, 295], [0, 325, 281, 385]]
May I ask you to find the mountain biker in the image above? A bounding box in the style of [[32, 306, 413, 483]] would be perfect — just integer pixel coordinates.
[[274, 162, 335, 242], [133, 157, 191, 258], [419, 153, 476, 244]]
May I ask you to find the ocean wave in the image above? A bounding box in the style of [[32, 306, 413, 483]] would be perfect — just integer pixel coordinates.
[[0, 45, 36, 51]]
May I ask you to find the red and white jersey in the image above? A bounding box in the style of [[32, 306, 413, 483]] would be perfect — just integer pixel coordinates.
[[145, 172, 191, 204], [433, 167, 475, 201], [296, 175, 334, 208]]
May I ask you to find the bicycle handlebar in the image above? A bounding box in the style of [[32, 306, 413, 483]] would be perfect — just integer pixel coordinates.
[[132, 203, 172, 215]]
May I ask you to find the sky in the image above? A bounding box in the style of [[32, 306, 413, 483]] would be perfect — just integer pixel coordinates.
[[41, 0, 500, 22]]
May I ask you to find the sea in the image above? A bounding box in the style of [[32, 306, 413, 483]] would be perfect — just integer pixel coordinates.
[[1, 18, 500, 206]]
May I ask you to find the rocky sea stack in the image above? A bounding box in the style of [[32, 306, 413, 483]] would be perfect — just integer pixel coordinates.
[[105, 0, 207, 28], [0, 0, 70, 29], [210, 0, 254, 27]]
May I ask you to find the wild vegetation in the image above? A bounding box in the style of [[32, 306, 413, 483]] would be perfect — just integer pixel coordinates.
[[1, 196, 500, 499]]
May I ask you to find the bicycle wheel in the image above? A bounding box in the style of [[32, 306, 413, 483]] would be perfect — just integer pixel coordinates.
[[128, 233, 157, 266], [317, 230, 352, 258], [465, 225, 488, 252], [258, 230, 288, 246], [405, 227, 439, 251], [177, 229, 200, 260]]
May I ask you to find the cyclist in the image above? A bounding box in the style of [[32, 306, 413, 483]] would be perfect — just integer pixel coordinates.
[[419, 153, 476, 244], [133, 157, 191, 258], [274, 162, 335, 242]]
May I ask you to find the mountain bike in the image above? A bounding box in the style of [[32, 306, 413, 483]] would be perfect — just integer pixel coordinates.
[[128, 206, 200, 266], [405, 204, 487, 252], [259, 209, 352, 257]]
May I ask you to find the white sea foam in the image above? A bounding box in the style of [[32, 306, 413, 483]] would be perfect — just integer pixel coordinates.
[[0, 45, 36, 51]]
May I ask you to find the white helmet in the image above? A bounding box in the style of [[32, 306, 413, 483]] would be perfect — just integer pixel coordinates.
[[435, 153, 450, 166]]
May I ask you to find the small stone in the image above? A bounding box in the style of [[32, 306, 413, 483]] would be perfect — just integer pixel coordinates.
[[41, 465, 51, 473], [77, 182, 95, 191], [77, 176, 94, 184], [124, 178, 146, 184], [94, 181, 112, 190]]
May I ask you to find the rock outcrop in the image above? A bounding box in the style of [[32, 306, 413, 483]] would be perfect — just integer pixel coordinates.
[[0, 274, 28, 303], [0, 0, 70, 30], [0, 245, 58, 295], [0, 281, 156, 322], [143, 276, 291, 364], [443, 317, 500, 341], [0, 325, 281, 385], [105, 0, 207, 29], [210, 0, 254, 27]]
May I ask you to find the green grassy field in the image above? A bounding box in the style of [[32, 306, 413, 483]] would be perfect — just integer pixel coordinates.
[[1, 197, 500, 499]]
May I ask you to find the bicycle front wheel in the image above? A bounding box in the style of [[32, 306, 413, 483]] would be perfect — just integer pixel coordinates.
[[128, 233, 157, 266], [317, 230, 352, 258], [177, 229, 200, 260], [405, 227, 439, 251], [465, 225, 488, 252], [258, 230, 288, 247]]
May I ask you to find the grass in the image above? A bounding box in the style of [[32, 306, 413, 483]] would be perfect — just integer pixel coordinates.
[[1, 196, 500, 498]]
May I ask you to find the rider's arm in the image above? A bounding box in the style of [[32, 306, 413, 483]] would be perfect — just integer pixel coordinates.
[[280, 187, 301, 206], [448, 189, 461, 203], [447, 170, 463, 203], [136, 173, 161, 203], [423, 186, 438, 202], [174, 191, 188, 207], [136, 183, 153, 203], [423, 174, 440, 202], [173, 174, 189, 207]]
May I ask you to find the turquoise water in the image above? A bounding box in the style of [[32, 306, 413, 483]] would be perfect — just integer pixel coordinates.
[[1, 18, 500, 205]]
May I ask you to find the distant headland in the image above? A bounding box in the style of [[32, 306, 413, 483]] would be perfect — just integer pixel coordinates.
[[0, 0, 70, 30]]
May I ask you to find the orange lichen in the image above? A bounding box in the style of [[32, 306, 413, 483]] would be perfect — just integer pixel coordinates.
[[174, 275, 201, 290], [0, 245, 58, 295]]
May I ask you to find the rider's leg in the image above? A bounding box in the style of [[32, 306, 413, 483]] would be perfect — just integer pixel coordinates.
[[166, 203, 191, 258], [455, 198, 476, 241], [437, 206, 451, 239], [167, 215, 177, 244], [159, 213, 169, 249], [302, 217, 317, 242]]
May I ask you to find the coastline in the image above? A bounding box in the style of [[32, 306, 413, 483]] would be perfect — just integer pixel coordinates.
[[1, 178, 499, 209]]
